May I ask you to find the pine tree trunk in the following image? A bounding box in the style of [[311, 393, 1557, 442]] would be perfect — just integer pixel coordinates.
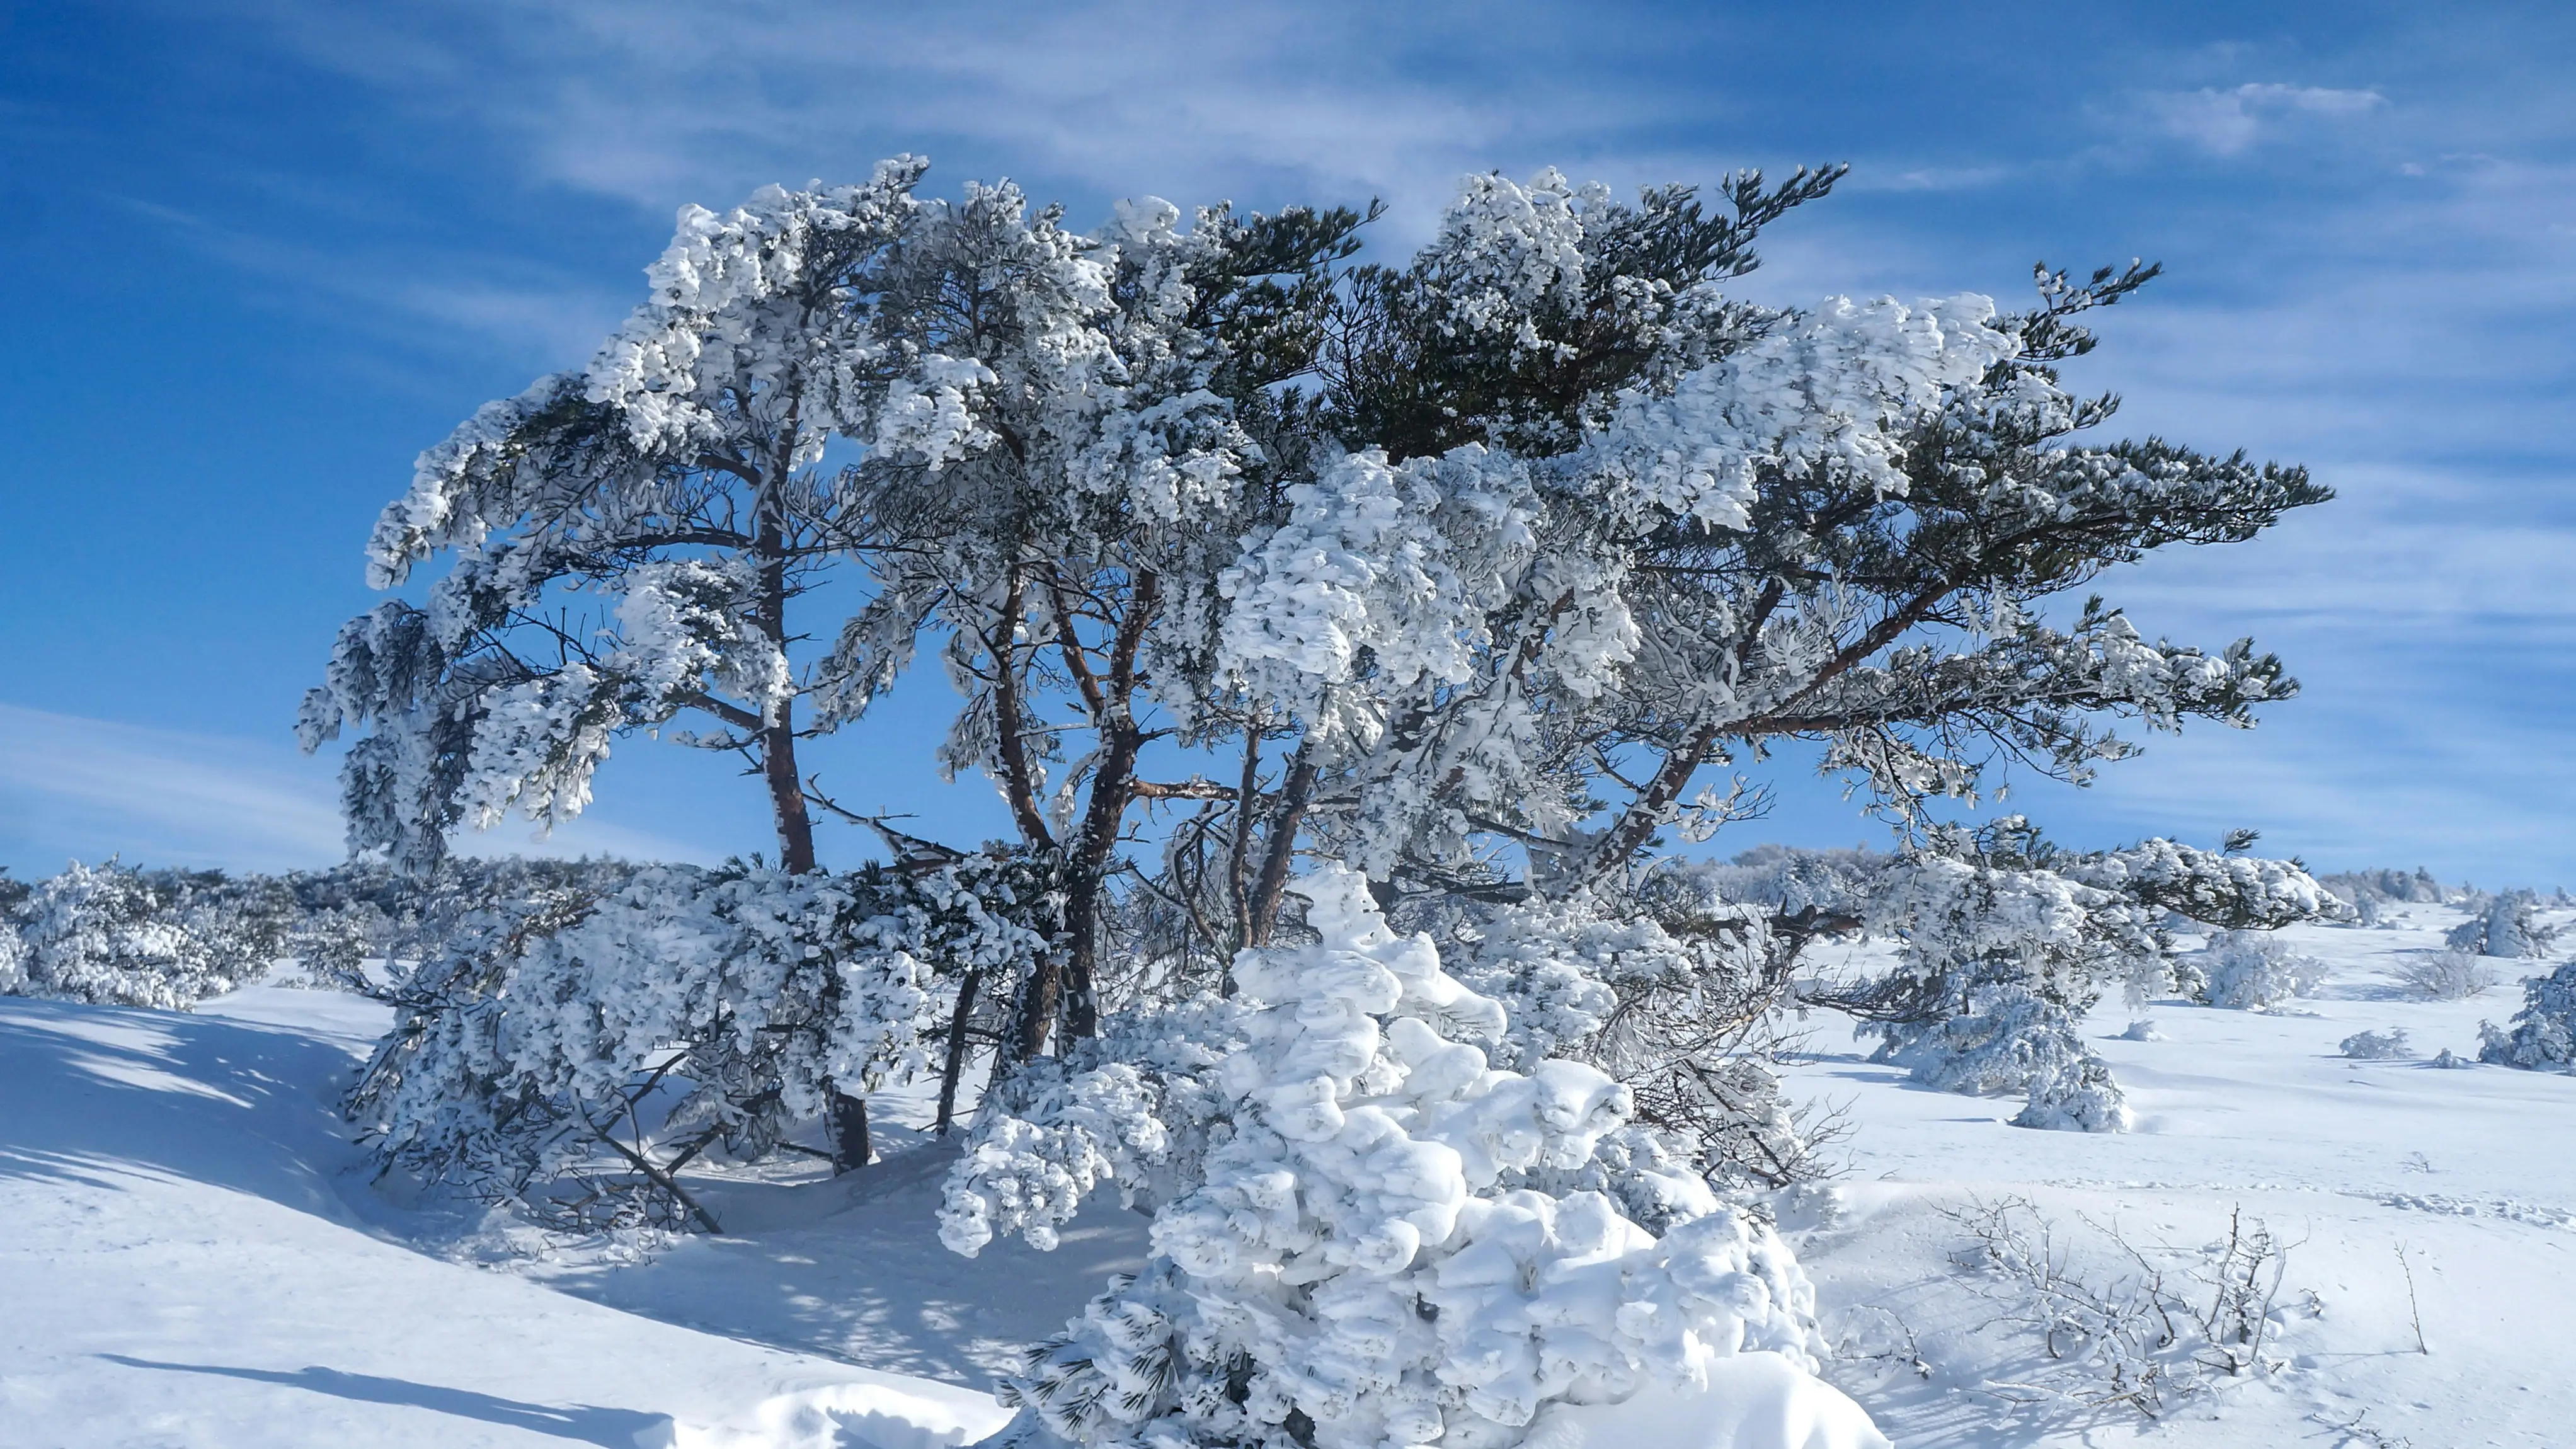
[[829, 1091, 871, 1174], [763, 701, 818, 876]]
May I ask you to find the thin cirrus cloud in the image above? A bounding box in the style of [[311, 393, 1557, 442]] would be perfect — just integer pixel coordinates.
[[2141, 83, 2388, 156], [0, 704, 701, 876]]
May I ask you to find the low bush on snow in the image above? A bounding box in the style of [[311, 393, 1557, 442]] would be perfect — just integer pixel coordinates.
[[2193, 929, 2323, 1011], [1944, 1198, 2303, 1421], [346, 852, 1056, 1232], [0, 860, 292, 1009], [2480, 961, 2576, 1070], [1875, 987, 2132, 1133], [2338, 1028, 2414, 1060], [2444, 889, 2557, 960], [2391, 949, 2500, 1002]]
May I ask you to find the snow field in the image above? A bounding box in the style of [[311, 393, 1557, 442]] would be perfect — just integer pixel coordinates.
[[0, 988, 1010, 1449], [1781, 903, 2576, 1446], [8, 898, 2570, 1447]]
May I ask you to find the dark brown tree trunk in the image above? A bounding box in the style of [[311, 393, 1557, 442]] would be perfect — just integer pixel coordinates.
[[829, 1091, 871, 1173], [1010, 956, 1060, 1062], [752, 481, 817, 876], [1244, 745, 1319, 946], [935, 966, 983, 1135], [762, 700, 818, 876]]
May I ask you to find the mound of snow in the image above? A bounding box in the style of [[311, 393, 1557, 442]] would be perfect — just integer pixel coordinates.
[[1532, 1348, 1889, 1449]]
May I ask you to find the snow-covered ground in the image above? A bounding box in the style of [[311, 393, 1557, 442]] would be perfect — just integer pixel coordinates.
[[0, 986, 1035, 1448], [4, 902, 2570, 1446], [1785, 903, 2576, 1448]]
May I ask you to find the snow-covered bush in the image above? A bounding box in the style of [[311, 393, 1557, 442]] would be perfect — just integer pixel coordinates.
[[967, 869, 1876, 1449], [1877, 986, 2131, 1132], [2392, 949, 2500, 1001], [2479, 961, 2576, 1070], [1, 861, 291, 1009], [2194, 929, 2323, 1011], [2444, 889, 2556, 959], [349, 851, 1053, 1230], [2320, 866, 2447, 907], [2015, 1050, 2136, 1133], [2337, 1028, 2412, 1060], [1681, 845, 1886, 920]]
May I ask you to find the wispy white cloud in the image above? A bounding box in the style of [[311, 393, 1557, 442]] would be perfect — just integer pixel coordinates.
[[238, 0, 1538, 222], [102, 192, 629, 372], [2143, 83, 2386, 156], [0, 705, 701, 874]]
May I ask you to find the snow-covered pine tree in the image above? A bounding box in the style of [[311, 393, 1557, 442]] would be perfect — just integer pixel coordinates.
[[304, 159, 2328, 1082], [2480, 961, 2576, 1070], [1773, 822, 2338, 1126], [964, 869, 1881, 1449], [2195, 929, 2325, 1011], [2446, 888, 2557, 959]]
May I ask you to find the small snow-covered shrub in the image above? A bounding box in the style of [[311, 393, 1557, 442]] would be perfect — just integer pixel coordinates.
[[2479, 961, 2576, 1070], [2444, 889, 2556, 959], [2338, 1028, 2412, 1060], [969, 868, 1877, 1449], [2321, 866, 2446, 907], [2391, 949, 2499, 1001], [1877, 986, 2129, 1132], [2194, 929, 2323, 1011], [3, 861, 291, 1009], [2016, 1050, 2134, 1132]]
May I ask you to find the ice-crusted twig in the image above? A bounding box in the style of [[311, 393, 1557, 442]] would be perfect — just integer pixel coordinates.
[[1831, 1304, 1932, 1382], [2192, 1205, 2294, 1376], [2395, 1242, 2428, 1354], [2310, 1407, 2412, 1448]]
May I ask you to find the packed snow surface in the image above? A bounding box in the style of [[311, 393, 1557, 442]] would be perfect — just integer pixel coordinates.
[[5, 900, 2572, 1446]]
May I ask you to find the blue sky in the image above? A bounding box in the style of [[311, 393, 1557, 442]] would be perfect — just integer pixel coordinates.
[[2, 1, 2570, 885]]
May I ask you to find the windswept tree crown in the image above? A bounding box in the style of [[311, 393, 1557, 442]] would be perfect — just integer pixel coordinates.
[[303, 157, 2327, 1047]]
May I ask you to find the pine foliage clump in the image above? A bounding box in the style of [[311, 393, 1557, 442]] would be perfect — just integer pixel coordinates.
[[2480, 961, 2576, 1071], [1449, 891, 1828, 1191], [980, 869, 1839, 1449]]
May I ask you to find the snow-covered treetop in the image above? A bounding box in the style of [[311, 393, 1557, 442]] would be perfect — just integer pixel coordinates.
[[307, 158, 2328, 1063]]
